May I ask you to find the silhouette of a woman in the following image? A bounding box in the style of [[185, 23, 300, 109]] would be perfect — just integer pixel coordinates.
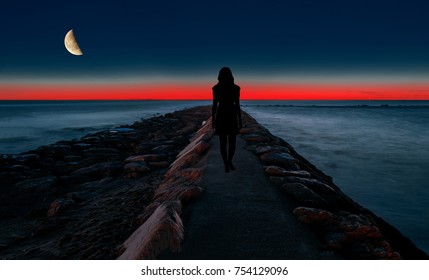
[[212, 67, 243, 173]]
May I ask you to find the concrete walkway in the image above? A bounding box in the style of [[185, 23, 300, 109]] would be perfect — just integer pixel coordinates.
[[160, 135, 339, 260]]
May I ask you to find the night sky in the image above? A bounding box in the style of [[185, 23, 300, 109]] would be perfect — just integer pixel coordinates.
[[1, 0, 429, 99]]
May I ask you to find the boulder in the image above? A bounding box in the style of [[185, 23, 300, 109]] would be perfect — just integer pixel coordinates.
[[148, 161, 170, 168], [124, 155, 146, 163], [255, 145, 291, 156], [270, 176, 336, 195], [242, 134, 271, 143], [260, 152, 299, 170], [109, 127, 135, 133], [53, 162, 83, 175], [48, 144, 72, 157], [335, 213, 383, 239], [152, 145, 175, 153], [124, 162, 151, 173], [293, 208, 401, 259], [125, 154, 165, 163], [124, 161, 151, 178], [16, 153, 40, 166], [178, 185, 205, 204], [47, 198, 75, 217], [278, 183, 328, 207], [264, 166, 311, 177], [81, 136, 100, 144], [72, 143, 92, 151], [7, 165, 30, 173], [63, 155, 82, 162], [63, 161, 123, 184], [239, 127, 256, 134], [293, 207, 334, 226], [167, 153, 201, 177], [83, 148, 120, 155], [15, 176, 57, 193], [71, 161, 123, 177], [66, 192, 88, 203], [193, 141, 211, 155], [16, 154, 40, 163]]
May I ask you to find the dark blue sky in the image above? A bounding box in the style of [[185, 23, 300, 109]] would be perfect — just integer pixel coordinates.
[[1, 0, 429, 83]]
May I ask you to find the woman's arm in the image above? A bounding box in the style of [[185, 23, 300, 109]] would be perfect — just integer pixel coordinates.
[[235, 89, 243, 128], [212, 90, 218, 128]]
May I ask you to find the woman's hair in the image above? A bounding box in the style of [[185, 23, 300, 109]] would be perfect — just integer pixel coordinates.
[[217, 67, 234, 84]]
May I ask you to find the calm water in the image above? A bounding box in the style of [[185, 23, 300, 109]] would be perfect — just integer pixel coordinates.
[[0, 100, 209, 154], [1, 100, 428, 254], [242, 100, 429, 254]]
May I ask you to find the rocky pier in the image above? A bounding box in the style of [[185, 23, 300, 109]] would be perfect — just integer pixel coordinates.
[[0, 105, 427, 260]]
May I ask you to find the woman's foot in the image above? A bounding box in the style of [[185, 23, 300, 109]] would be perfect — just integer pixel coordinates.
[[224, 164, 230, 173]]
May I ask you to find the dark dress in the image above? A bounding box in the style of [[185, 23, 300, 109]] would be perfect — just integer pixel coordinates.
[[212, 83, 241, 135]]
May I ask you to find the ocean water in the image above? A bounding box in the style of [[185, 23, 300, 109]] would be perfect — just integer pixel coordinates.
[[1, 100, 428, 254], [0, 100, 209, 154], [242, 100, 429, 254]]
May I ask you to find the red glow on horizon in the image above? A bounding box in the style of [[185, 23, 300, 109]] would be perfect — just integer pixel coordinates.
[[1, 82, 429, 100]]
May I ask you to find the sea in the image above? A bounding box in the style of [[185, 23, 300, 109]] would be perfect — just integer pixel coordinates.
[[1, 100, 428, 254]]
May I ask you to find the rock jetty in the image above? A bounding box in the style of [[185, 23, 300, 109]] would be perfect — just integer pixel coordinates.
[[240, 112, 428, 260], [0, 105, 427, 260], [0, 106, 211, 259]]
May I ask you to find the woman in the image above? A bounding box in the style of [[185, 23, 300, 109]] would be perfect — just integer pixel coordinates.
[[212, 67, 243, 173]]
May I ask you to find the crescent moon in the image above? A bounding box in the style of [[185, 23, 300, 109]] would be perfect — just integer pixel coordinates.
[[64, 29, 83, 56]]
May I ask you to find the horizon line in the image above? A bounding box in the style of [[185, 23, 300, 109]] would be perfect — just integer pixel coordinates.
[[2, 83, 429, 100], [1, 99, 429, 101]]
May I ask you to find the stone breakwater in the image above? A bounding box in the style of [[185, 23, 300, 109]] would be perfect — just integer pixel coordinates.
[[118, 108, 428, 260], [0, 105, 427, 260], [117, 116, 214, 259], [0, 106, 211, 259], [239, 111, 428, 260]]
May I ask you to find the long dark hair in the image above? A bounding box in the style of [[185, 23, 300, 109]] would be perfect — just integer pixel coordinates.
[[217, 67, 234, 85]]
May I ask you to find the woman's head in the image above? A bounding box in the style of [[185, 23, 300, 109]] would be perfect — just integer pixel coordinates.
[[217, 67, 234, 84]]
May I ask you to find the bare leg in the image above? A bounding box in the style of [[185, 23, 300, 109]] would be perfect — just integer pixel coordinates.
[[219, 134, 229, 172]]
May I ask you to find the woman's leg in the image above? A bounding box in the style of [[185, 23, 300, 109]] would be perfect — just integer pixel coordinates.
[[227, 134, 237, 170], [219, 134, 229, 172]]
